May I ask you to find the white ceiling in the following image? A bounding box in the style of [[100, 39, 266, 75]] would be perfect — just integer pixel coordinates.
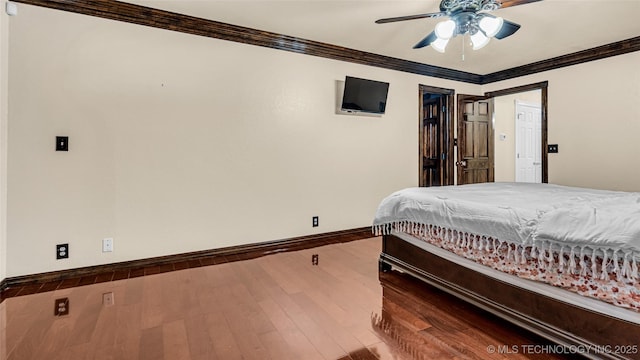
[[128, 0, 640, 74]]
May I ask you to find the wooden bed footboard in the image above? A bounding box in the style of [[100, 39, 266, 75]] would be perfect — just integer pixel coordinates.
[[380, 234, 640, 360]]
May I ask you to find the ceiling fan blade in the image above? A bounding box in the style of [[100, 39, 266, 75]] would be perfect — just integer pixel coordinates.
[[413, 31, 438, 49], [494, 19, 521, 39], [499, 0, 543, 9], [375, 12, 446, 24]]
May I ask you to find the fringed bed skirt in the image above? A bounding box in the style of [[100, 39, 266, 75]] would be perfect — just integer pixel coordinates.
[[374, 221, 640, 312]]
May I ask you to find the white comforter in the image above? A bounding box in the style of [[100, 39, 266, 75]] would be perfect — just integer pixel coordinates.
[[373, 182, 640, 256]]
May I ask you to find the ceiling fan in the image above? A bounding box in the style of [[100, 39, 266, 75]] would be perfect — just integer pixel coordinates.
[[375, 0, 542, 52]]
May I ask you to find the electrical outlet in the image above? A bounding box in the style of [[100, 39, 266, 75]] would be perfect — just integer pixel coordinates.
[[56, 244, 69, 259], [548, 144, 559, 153], [54, 298, 69, 316], [312, 216, 319, 227], [102, 238, 113, 252], [102, 292, 115, 306]]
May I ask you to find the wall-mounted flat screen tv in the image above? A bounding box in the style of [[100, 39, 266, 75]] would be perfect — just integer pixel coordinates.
[[341, 76, 389, 114]]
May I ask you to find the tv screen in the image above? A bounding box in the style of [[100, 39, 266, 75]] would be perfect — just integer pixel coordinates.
[[341, 76, 389, 114]]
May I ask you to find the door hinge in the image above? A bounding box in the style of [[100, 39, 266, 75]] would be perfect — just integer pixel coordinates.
[[442, 106, 446, 113], [441, 153, 446, 160]]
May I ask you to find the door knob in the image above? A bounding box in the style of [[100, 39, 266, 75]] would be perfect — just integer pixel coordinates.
[[456, 160, 467, 167]]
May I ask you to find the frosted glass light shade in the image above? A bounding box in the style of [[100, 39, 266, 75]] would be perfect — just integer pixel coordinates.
[[479, 16, 504, 38], [434, 20, 456, 40], [470, 31, 490, 50], [431, 37, 450, 53]]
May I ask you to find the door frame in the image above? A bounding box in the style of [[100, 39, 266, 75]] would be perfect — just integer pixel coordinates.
[[418, 85, 455, 186], [485, 81, 549, 183]]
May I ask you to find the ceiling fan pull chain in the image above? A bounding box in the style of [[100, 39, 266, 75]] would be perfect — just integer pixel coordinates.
[[462, 35, 466, 61]]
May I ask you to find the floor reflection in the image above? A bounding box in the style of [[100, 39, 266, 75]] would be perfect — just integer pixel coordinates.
[[1, 238, 569, 360], [371, 270, 570, 360]]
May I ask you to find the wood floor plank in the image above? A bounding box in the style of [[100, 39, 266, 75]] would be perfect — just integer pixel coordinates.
[[106, 338, 141, 360], [257, 297, 325, 360], [138, 326, 164, 360], [258, 253, 307, 295], [7, 317, 55, 360], [227, 280, 276, 335], [265, 282, 348, 359], [258, 330, 297, 360], [213, 284, 273, 360], [65, 291, 104, 347], [29, 313, 74, 359], [121, 277, 144, 306], [0, 303, 5, 360], [231, 258, 274, 303], [55, 343, 91, 360], [140, 275, 171, 330], [114, 303, 142, 345], [183, 314, 217, 359], [203, 307, 244, 360], [290, 291, 367, 356], [162, 319, 191, 360]]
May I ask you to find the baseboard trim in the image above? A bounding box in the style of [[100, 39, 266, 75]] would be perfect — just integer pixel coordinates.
[[0, 227, 374, 301]]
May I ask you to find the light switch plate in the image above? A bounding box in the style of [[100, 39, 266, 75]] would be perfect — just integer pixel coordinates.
[[102, 238, 113, 252], [56, 136, 69, 151]]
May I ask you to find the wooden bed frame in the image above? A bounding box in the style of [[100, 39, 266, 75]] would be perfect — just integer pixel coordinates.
[[379, 234, 640, 360]]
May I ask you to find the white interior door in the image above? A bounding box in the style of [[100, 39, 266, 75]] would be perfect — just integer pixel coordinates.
[[515, 101, 542, 183]]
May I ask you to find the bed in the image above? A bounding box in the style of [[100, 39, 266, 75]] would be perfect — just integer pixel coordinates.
[[373, 182, 640, 360]]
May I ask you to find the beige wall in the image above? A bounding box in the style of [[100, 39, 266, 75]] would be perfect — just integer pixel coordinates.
[[4, 4, 479, 277], [1, 2, 10, 283], [493, 90, 541, 182], [483, 51, 640, 192], [5, 3, 639, 280]]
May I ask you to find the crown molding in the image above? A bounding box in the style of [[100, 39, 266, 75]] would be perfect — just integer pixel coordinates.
[[481, 36, 640, 84], [11, 0, 483, 84], [10, 0, 640, 85]]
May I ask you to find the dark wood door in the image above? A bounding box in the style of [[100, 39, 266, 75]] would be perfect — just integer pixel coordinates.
[[421, 96, 445, 186], [457, 95, 494, 185], [419, 85, 454, 187]]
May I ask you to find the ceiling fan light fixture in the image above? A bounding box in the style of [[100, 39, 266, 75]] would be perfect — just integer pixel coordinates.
[[375, 0, 528, 53], [479, 15, 504, 38], [431, 37, 450, 53], [434, 19, 456, 40], [470, 30, 490, 50]]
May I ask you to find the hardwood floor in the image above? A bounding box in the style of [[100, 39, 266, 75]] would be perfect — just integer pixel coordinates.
[[0, 237, 570, 359]]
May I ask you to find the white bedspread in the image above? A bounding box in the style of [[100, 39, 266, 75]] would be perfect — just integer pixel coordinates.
[[373, 182, 640, 258]]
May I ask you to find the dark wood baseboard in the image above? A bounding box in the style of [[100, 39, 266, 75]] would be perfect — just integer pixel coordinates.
[[0, 227, 374, 302]]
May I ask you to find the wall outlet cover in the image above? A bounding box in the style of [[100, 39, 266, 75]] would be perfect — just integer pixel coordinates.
[[56, 244, 69, 259]]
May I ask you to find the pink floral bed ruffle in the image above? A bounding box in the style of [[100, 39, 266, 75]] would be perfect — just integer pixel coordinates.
[[374, 222, 640, 312]]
